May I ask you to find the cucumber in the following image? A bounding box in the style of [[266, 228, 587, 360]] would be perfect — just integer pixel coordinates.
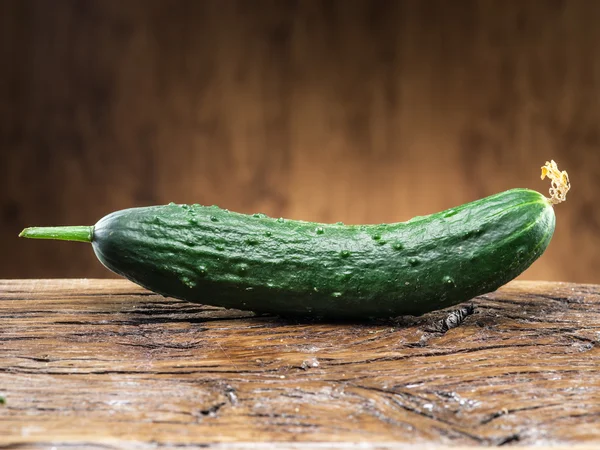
[[19, 162, 569, 320]]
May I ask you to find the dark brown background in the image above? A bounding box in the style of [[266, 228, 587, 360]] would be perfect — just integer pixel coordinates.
[[1, 0, 599, 282]]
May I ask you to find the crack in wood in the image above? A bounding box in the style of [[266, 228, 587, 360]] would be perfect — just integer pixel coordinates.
[[496, 433, 521, 446], [195, 402, 226, 418], [329, 342, 560, 366], [345, 384, 486, 443], [479, 403, 564, 425]]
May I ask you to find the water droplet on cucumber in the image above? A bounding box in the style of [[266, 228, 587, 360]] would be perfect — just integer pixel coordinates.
[[181, 276, 196, 288], [340, 250, 351, 258], [315, 227, 324, 235], [210, 215, 219, 222], [443, 275, 455, 287], [332, 292, 343, 298], [392, 242, 404, 250], [277, 217, 285, 223], [409, 257, 419, 266], [265, 231, 272, 237]]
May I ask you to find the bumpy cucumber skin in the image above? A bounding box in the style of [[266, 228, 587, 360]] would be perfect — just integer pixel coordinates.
[[92, 189, 554, 319]]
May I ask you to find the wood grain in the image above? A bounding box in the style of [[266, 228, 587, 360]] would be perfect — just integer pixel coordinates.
[[1, 0, 600, 282], [0, 279, 599, 448]]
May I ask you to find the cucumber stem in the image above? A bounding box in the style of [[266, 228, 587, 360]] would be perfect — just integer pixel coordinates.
[[19, 226, 93, 243]]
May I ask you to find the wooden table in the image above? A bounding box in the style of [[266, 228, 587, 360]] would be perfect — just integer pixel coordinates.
[[1, 279, 599, 449]]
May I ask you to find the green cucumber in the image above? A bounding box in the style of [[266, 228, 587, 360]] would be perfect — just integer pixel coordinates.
[[20, 162, 570, 319], [19, 188, 556, 319]]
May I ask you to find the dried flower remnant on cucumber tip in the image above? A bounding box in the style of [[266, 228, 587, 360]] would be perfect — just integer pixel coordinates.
[[541, 160, 570, 205]]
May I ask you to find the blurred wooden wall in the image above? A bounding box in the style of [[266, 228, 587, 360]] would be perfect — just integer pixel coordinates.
[[1, 0, 599, 282]]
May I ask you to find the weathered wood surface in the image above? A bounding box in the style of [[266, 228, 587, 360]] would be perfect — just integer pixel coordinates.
[[0, 279, 599, 449]]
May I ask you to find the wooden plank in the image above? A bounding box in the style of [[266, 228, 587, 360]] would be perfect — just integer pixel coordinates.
[[0, 279, 599, 448]]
